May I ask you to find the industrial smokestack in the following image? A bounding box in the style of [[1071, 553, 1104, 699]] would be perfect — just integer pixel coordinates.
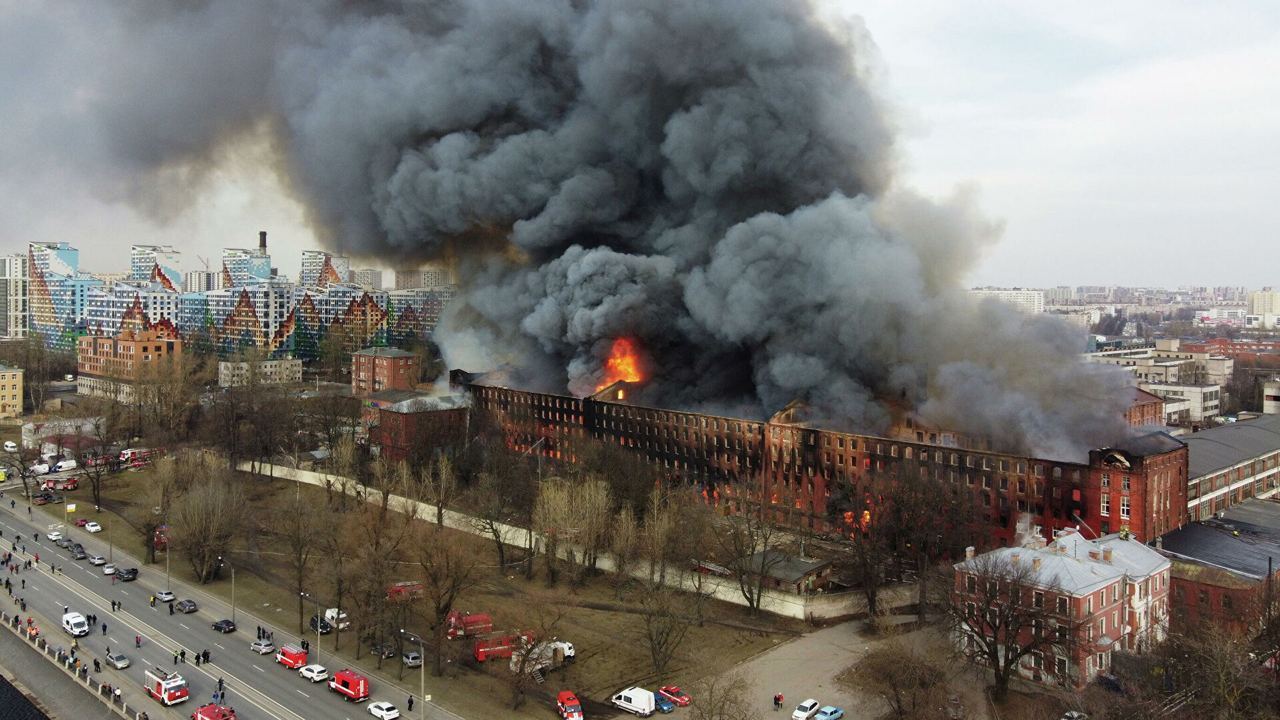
[[258, 231, 267, 255]]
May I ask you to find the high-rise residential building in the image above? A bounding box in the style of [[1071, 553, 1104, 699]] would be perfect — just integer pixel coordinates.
[[968, 287, 1046, 314], [177, 280, 295, 356], [85, 282, 181, 338], [351, 268, 383, 291], [130, 245, 182, 291], [0, 253, 29, 339], [1043, 286, 1074, 305], [395, 263, 455, 290], [184, 270, 220, 293], [300, 250, 351, 287], [27, 242, 103, 350], [1249, 289, 1280, 316], [221, 248, 272, 288]]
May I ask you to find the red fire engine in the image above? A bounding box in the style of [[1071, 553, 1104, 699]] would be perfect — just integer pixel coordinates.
[[473, 631, 534, 663], [445, 610, 493, 640], [145, 667, 190, 705], [276, 643, 307, 669], [42, 476, 78, 491], [328, 669, 370, 702], [386, 580, 424, 602], [191, 703, 237, 720], [557, 690, 584, 720]]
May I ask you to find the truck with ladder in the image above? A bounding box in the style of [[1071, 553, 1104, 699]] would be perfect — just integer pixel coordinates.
[[144, 667, 190, 705]]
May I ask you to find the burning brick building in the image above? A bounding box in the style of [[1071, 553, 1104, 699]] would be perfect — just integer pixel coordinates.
[[457, 373, 1189, 549]]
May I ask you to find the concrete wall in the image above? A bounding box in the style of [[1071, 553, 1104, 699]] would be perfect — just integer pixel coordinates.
[[239, 462, 914, 620]]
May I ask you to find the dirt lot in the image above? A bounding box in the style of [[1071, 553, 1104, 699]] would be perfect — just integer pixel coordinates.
[[36, 464, 802, 718]]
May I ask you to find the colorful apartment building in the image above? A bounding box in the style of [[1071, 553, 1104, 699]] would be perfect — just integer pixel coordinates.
[[27, 242, 103, 350], [300, 250, 350, 287], [953, 528, 1170, 689], [129, 245, 182, 291]]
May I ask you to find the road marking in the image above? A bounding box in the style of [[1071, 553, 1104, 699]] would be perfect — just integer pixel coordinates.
[[296, 689, 309, 697], [253, 664, 264, 673], [215, 643, 225, 650], [120, 589, 128, 595], [179, 622, 189, 629]]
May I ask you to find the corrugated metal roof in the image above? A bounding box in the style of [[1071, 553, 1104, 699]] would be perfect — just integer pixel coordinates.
[[1157, 500, 1280, 580], [1184, 414, 1280, 478]]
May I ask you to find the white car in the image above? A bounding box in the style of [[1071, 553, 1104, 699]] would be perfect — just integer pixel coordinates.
[[47, 531, 63, 542], [3, 441, 16, 452], [250, 640, 275, 655], [84, 522, 102, 533], [53, 459, 77, 472], [102, 563, 116, 575], [88, 555, 106, 566], [298, 664, 329, 683], [30, 463, 50, 475], [156, 590, 176, 603], [368, 701, 401, 720], [793, 699, 821, 720]]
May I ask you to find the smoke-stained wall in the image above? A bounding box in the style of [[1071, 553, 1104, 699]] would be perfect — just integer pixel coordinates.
[[19, 0, 1132, 458]]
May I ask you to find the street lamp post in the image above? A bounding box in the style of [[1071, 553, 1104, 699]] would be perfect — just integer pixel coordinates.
[[219, 556, 236, 623], [402, 628, 425, 717], [302, 591, 321, 668]]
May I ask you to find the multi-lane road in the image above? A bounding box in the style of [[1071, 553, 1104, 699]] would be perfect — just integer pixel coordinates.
[[0, 483, 452, 720]]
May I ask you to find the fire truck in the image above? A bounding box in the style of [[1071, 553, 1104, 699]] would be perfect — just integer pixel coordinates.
[[276, 643, 307, 669], [191, 703, 237, 720], [473, 631, 534, 663], [386, 580, 424, 602], [42, 476, 78, 491], [328, 669, 370, 702], [144, 667, 190, 705], [445, 610, 493, 639]]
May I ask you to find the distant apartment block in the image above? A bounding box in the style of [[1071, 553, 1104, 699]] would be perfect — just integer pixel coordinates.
[[184, 270, 220, 293], [76, 328, 182, 402], [0, 365, 23, 418], [395, 264, 455, 290], [1138, 382, 1221, 423], [968, 287, 1045, 314], [352, 346, 417, 397], [129, 245, 182, 291], [218, 358, 303, 388], [1086, 338, 1234, 387], [300, 250, 351, 287], [28, 242, 103, 350], [0, 253, 28, 339], [351, 268, 383, 291]]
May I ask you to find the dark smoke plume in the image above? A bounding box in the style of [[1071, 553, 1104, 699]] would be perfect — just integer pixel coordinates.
[[16, 0, 1132, 458]]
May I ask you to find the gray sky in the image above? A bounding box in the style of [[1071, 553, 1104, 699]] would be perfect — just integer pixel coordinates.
[[1, 1, 1276, 287]]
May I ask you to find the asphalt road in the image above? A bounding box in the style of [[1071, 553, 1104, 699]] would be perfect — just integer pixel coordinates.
[[0, 486, 442, 720]]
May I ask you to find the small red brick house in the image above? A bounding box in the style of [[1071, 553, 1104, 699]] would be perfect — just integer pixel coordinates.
[[352, 346, 417, 398]]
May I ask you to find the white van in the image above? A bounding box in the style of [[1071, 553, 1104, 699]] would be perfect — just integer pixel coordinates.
[[611, 686, 656, 717], [324, 608, 350, 630], [62, 612, 89, 637], [53, 458, 77, 473]]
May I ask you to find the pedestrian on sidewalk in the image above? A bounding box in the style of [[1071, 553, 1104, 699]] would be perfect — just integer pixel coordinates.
[[202, 649, 210, 663], [195, 653, 201, 667], [407, 696, 414, 712]]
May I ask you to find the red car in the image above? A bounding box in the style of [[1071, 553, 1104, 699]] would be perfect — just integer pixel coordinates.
[[658, 686, 691, 707], [74, 518, 89, 527], [556, 690, 583, 720]]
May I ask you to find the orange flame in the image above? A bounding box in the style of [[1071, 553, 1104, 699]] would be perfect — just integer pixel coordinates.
[[595, 337, 644, 392]]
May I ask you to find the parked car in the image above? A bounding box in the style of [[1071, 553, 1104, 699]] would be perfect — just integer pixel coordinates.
[[368, 643, 395, 660], [367, 701, 401, 720], [655, 694, 676, 714], [46, 531, 63, 542], [298, 664, 329, 683], [156, 590, 176, 603], [815, 708, 846, 720], [658, 686, 690, 707], [116, 568, 139, 581], [212, 619, 237, 633], [52, 459, 77, 473], [32, 494, 51, 506], [70, 546, 87, 560], [85, 522, 102, 533], [102, 564, 116, 575], [793, 699, 821, 720], [3, 440, 17, 452], [1060, 713, 1089, 720], [175, 599, 198, 614], [105, 652, 131, 669], [55, 537, 73, 549], [250, 640, 275, 655], [74, 518, 89, 527], [309, 615, 333, 634], [30, 463, 49, 475], [88, 555, 106, 566], [401, 651, 422, 668]]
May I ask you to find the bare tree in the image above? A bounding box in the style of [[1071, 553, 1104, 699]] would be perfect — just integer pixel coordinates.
[[610, 504, 640, 599], [346, 457, 418, 664], [638, 587, 692, 676], [2, 444, 41, 504], [507, 606, 565, 710], [713, 504, 784, 614], [946, 552, 1086, 702], [273, 484, 322, 632], [419, 452, 458, 527], [69, 407, 121, 514], [413, 525, 477, 677], [170, 459, 245, 583], [688, 670, 762, 720], [641, 487, 675, 585], [533, 477, 572, 586], [137, 453, 184, 564], [844, 641, 952, 719]]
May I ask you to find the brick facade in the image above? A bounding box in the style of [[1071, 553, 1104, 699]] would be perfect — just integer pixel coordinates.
[[352, 347, 417, 397]]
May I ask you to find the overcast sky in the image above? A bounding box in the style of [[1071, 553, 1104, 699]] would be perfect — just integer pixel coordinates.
[[1, 1, 1276, 288]]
